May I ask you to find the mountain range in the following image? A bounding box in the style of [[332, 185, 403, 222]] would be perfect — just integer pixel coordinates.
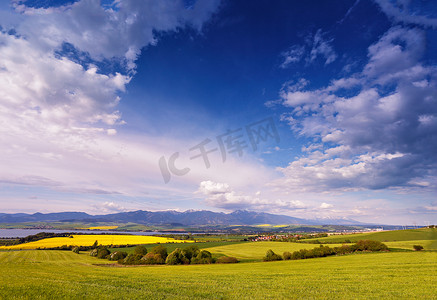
[[0, 210, 367, 226]]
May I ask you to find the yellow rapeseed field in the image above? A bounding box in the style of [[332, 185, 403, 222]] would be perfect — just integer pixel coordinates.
[[0, 235, 193, 250], [85, 226, 119, 230]]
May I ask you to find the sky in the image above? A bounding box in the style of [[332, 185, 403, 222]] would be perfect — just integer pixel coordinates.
[[0, 0, 436, 225]]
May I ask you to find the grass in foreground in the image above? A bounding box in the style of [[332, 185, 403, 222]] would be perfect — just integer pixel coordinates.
[[0, 235, 193, 250], [0, 250, 436, 299]]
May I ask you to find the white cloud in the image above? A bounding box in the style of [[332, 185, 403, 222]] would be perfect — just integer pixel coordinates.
[[374, 0, 437, 28], [0, 0, 228, 208], [280, 45, 305, 68], [97, 201, 128, 213], [198, 180, 306, 211], [320, 202, 333, 209], [273, 26, 437, 193], [309, 29, 337, 65], [10, 0, 220, 70], [279, 29, 337, 68]]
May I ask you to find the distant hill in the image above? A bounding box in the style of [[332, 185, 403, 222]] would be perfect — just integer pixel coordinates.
[[0, 209, 368, 226]]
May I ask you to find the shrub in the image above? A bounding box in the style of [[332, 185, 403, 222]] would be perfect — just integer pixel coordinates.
[[353, 240, 388, 252], [141, 253, 165, 264], [122, 253, 143, 265], [89, 249, 98, 257], [150, 245, 168, 260], [97, 248, 111, 259], [263, 249, 282, 261], [216, 256, 238, 264], [165, 248, 189, 265], [72, 247, 80, 254], [109, 251, 128, 261], [191, 250, 214, 264], [333, 245, 353, 255], [182, 245, 199, 260], [283, 251, 292, 260], [413, 245, 424, 251], [133, 245, 148, 256]]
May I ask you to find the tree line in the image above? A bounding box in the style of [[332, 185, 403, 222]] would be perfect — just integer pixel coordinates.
[[264, 240, 389, 262], [83, 244, 238, 265]]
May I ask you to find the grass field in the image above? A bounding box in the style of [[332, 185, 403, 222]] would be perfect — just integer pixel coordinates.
[[0, 250, 436, 299], [0, 235, 193, 250], [206, 241, 345, 261], [306, 228, 437, 246]]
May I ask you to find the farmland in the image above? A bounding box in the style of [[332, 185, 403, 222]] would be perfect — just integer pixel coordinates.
[[304, 228, 437, 250], [0, 235, 192, 250], [0, 250, 436, 299], [1, 228, 436, 298]]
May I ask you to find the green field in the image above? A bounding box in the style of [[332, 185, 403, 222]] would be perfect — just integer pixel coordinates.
[[305, 228, 437, 247], [206, 241, 345, 261], [0, 250, 436, 299]]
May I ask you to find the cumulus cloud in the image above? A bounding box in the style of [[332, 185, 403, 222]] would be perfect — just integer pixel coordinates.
[[320, 202, 333, 209], [96, 201, 128, 213], [10, 0, 220, 70], [0, 0, 222, 202], [198, 180, 306, 211], [273, 25, 437, 193]]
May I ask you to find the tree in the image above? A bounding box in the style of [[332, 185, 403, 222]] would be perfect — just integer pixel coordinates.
[[97, 248, 111, 259], [122, 253, 143, 265], [150, 245, 168, 259], [191, 250, 214, 264], [133, 245, 148, 256], [89, 249, 98, 257], [182, 245, 199, 260], [413, 245, 424, 251], [165, 248, 189, 265], [109, 251, 128, 261], [141, 253, 165, 265], [283, 251, 292, 260], [91, 240, 98, 249], [263, 249, 282, 261]]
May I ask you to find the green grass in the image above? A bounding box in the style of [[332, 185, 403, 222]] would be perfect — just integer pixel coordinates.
[[305, 228, 437, 245], [0, 250, 436, 299], [207, 241, 345, 262]]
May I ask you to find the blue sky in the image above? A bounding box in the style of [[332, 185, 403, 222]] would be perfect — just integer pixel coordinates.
[[0, 0, 436, 225]]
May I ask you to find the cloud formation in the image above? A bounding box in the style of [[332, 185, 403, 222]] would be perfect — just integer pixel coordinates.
[[280, 29, 337, 68], [198, 180, 306, 211], [275, 25, 437, 193], [0, 0, 221, 203]]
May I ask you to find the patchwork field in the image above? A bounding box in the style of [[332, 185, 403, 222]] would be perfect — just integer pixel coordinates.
[[0, 235, 192, 250], [0, 250, 436, 299], [206, 241, 345, 261], [305, 228, 437, 248]]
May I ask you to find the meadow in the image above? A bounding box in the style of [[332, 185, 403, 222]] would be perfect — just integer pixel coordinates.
[[0, 250, 436, 299], [305, 228, 437, 242], [0, 235, 192, 250]]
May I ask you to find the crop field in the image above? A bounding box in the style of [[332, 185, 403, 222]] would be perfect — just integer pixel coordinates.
[[85, 226, 119, 230], [206, 241, 345, 261], [306, 228, 437, 244], [0, 250, 436, 299], [0, 235, 193, 250]]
